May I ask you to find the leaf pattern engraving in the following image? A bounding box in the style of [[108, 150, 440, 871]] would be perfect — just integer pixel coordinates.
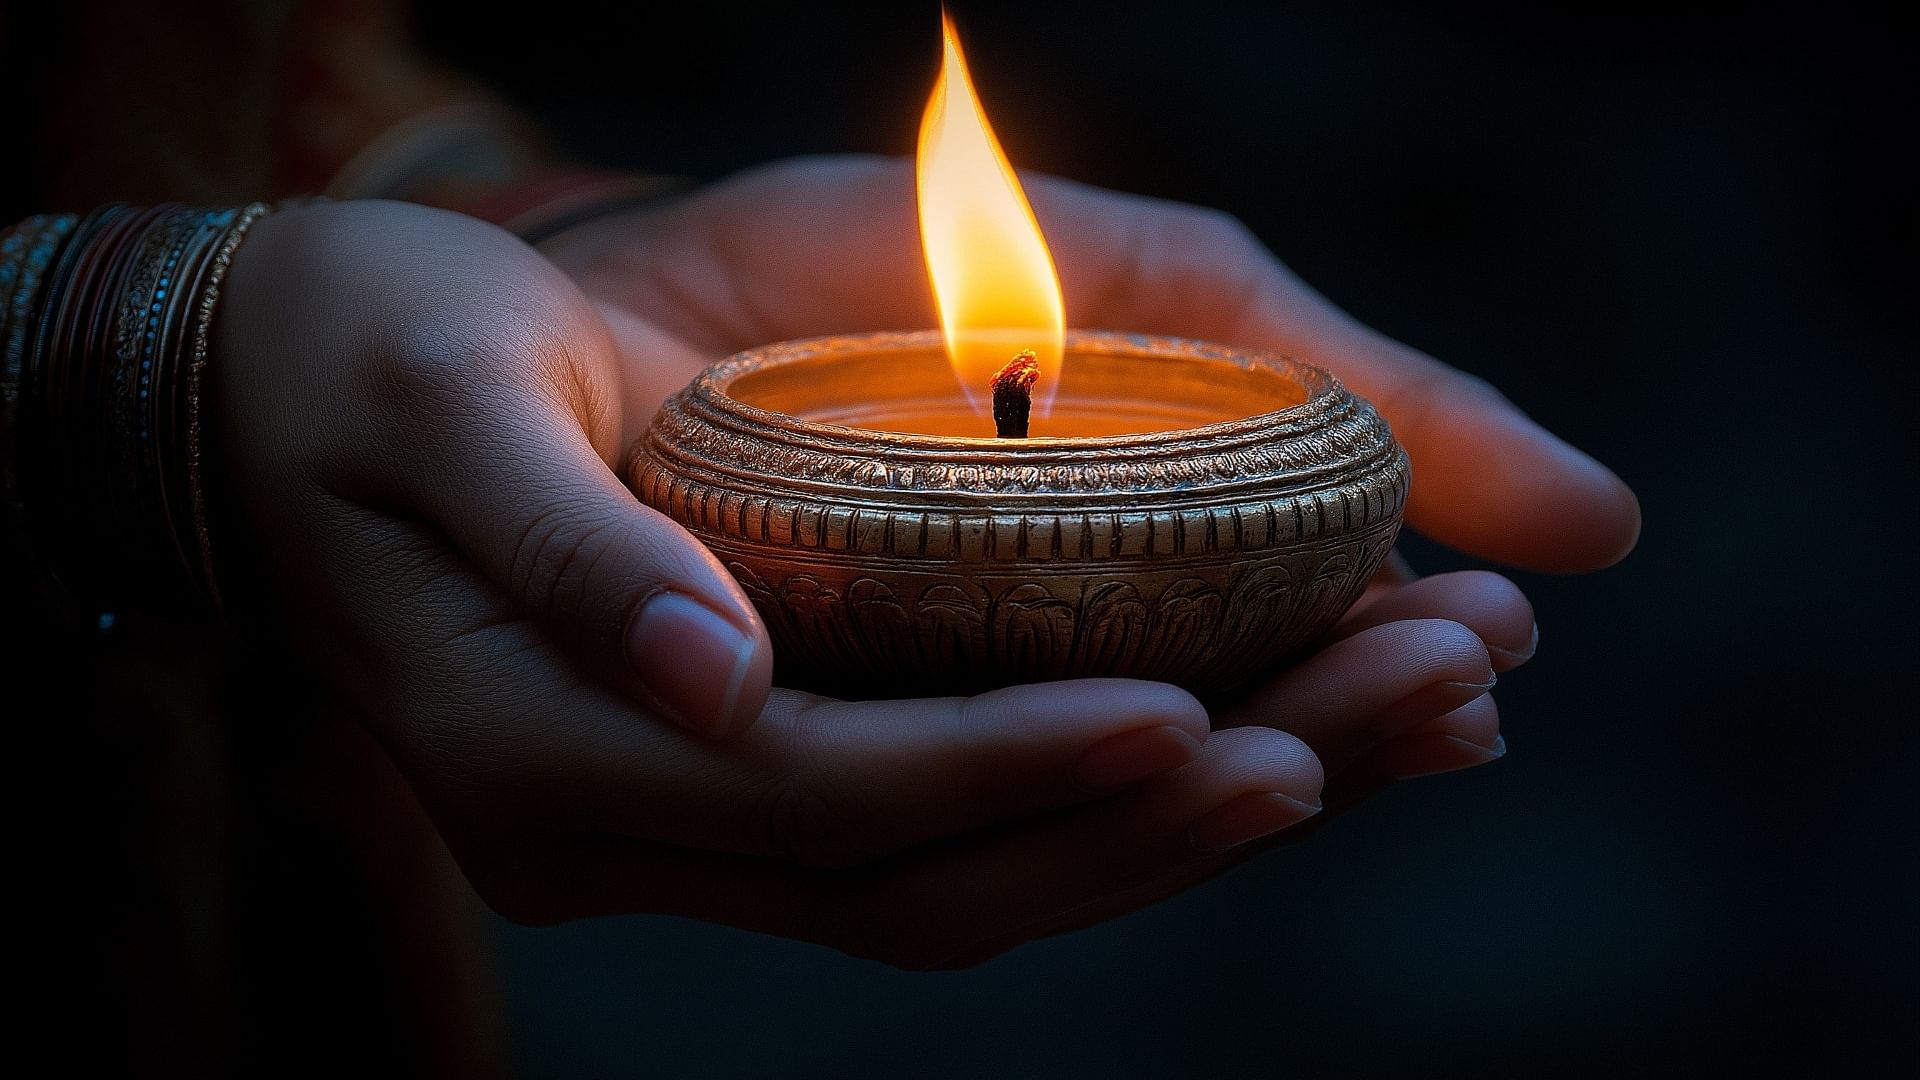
[[992, 583, 1077, 681], [1140, 578, 1226, 681], [1075, 581, 1149, 677], [915, 582, 988, 674], [714, 517, 1392, 695]]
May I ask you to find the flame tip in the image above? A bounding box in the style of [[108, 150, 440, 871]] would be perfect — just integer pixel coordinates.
[[916, 13, 1064, 416]]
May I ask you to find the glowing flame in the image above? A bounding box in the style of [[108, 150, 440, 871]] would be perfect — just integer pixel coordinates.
[[917, 12, 1064, 415]]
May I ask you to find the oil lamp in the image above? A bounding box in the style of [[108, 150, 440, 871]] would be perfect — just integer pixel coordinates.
[[628, 16, 1408, 698]]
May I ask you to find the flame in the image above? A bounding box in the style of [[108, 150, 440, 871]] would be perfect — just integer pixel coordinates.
[[917, 12, 1064, 415]]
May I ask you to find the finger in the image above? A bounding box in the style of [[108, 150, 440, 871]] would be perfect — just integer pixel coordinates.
[[230, 202, 776, 741], [937, 696, 1507, 967], [307, 507, 1221, 866], [873, 727, 1325, 969], [688, 679, 1213, 868], [551, 726, 1326, 968], [433, 403, 773, 741], [1335, 569, 1537, 671], [1029, 178, 1641, 574], [1217, 618, 1495, 773], [1368, 694, 1508, 779], [1240, 285, 1642, 573], [1408, 692, 1502, 749]]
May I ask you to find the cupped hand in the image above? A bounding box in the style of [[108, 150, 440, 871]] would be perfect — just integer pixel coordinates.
[[206, 199, 1533, 967], [545, 154, 1640, 572]]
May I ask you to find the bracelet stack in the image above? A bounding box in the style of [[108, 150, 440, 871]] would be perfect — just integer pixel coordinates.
[[0, 202, 269, 621]]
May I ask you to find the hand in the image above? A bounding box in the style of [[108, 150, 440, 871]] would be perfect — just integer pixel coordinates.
[[210, 200, 1527, 969], [538, 151, 1625, 798], [536, 154, 1599, 958], [545, 154, 1640, 572]]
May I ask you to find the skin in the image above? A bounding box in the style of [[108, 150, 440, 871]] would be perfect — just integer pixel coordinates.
[[209, 158, 1636, 969]]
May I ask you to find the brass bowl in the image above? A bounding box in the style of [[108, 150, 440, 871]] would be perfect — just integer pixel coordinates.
[[629, 330, 1408, 698]]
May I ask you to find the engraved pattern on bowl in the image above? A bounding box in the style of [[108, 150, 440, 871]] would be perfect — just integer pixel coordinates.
[[629, 330, 1409, 698]]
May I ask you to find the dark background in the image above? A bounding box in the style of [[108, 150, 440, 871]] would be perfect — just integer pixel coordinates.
[[1, 2, 1908, 1075], [10, 1, 1897, 1076], [401, 2, 1919, 1075], [408, 2, 1920, 1075], [414, 1, 1916, 1076]]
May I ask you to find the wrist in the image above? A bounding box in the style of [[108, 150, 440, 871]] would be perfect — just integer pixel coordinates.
[[326, 102, 684, 246], [288, 48, 683, 246]]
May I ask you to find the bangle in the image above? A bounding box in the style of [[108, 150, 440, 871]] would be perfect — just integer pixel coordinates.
[[182, 203, 271, 611], [1, 203, 270, 622]]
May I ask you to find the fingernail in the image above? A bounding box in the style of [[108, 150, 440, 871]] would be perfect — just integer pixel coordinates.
[[1402, 720, 1500, 753], [1187, 792, 1323, 854], [1489, 622, 1539, 669], [1378, 678, 1496, 732], [1378, 732, 1508, 779], [627, 592, 757, 739], [1074, 726, 1201, 790]]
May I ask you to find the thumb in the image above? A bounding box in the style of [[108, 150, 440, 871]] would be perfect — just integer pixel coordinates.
[[218, 199, 771, 738], [413, 355, 773, 740]]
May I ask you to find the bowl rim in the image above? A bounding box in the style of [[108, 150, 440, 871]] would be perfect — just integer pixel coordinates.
[[687, 329, 1352, 457]]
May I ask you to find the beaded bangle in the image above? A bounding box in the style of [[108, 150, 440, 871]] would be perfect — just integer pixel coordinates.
[[0, 203, 271, 623], [182, 204, 270, 610]]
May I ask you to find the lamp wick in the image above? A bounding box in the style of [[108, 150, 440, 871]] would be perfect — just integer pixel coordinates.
[[991, 350, 1040, 438]]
